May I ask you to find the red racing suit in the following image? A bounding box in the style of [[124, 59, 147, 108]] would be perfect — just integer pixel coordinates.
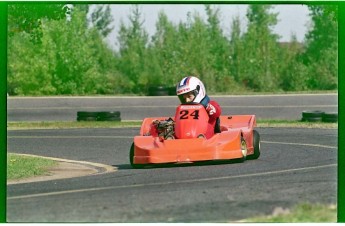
[[149, 98, 222, 139], [204, 100, 222, 139]]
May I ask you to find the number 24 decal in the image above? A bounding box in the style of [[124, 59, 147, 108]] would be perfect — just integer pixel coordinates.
[[179, 110, 200, 120]]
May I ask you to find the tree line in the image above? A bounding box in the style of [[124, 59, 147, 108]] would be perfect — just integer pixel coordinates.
[[7, 4, 338, 95]]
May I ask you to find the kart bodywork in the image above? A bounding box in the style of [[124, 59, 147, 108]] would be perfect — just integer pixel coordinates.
[[130, 104, 260, 168]]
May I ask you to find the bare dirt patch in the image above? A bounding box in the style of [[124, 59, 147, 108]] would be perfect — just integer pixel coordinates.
[[7, 161, 99, 185]]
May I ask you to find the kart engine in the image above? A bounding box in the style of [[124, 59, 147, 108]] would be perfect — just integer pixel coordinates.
[[153, 118, 175, 140]]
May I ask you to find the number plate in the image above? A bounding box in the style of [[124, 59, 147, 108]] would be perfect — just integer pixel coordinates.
[[180, 105, 203, 110]]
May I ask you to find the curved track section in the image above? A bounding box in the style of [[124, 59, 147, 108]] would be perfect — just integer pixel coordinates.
[[7, 127, 337, 222]]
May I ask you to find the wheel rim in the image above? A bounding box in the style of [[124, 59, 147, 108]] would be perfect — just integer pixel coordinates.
[[197, 134, 205, 139], [241, 139, 247, 157]]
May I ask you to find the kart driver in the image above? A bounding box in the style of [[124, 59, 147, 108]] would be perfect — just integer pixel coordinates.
[[176, 76, 222, 139]]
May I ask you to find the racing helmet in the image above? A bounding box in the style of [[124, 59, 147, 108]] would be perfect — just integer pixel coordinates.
[[176, 76, 206, 104]]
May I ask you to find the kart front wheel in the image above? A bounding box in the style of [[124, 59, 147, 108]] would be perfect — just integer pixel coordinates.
[[239, 137, 247, 162], [247, 130, 260, 160], [129, 142, 144, 169]]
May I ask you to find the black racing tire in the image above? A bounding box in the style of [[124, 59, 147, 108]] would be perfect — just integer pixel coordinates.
[[302, 110, 325, 118], [98, 111, 121, 118], [77, 111, 121, 121], [97, 116, 121, 121], [148, 86, 169, 96], [322, 118, 337, 123], [247, 130, 260, 160], [301, 110, 324, 122], [77, 111, 99, 117], [168, 86, 176, 96], [130, 143, 144, 169], [322, 112, 338, 123], [77, 116, 98, 121], [97, 111, 121, 121], [302, 116, 322, 122]]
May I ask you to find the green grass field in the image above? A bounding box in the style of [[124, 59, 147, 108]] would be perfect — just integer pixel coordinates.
[[243, 203, 337, 222], [7, 153, 57, 180], [7, 120, 338, 130]]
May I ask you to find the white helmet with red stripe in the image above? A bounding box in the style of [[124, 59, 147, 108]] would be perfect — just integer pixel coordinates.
[[176, 76, 206, 104]]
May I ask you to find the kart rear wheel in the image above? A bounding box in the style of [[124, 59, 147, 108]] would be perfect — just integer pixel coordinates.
[[247, 130, 260, 160], [130, 142, 144, 169]]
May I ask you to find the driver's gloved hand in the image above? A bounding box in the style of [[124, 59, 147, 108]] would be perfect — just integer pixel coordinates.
[[206, 103, 216, 115]]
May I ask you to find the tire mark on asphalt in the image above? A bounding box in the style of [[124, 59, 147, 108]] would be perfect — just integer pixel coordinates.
[[262, 141, 337, 149], [8, 163, 336, 200]]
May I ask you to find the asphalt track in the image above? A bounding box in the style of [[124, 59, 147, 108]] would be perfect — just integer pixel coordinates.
[[7, 93, 338, 121], [6, 94, 338, 222]]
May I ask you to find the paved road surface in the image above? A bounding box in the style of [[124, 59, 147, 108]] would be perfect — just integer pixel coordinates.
[[7, 93, 338, 121], [7, 127, 337, 222], [6, 94, 338, 222]]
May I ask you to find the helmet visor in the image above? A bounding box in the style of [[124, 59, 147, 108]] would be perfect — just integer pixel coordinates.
[[178, 90, 198, 104]]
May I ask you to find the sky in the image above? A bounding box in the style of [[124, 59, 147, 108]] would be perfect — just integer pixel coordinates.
[[98, 4, 311, 50]]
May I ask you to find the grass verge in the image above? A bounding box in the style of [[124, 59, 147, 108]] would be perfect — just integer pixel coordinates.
[[7, 120, 337, 130], [242, 203, 337, 223], [7, 153, 58, 180], [7, 120, 142, 130], [258, 119, 337, 129]]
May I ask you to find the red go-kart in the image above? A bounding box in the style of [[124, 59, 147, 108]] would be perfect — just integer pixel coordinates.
[[130, 104, 260, 168]]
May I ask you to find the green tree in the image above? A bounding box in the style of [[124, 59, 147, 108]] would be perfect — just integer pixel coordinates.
[[74, 4, 89, 14], [152, 11, 180, 86], [44, 8, 102, 94], [240, 5, 281, 91], [179, 12, 211, 87], [7, 32, 56, 95], [228, 15, 250, 93], [160, 11, 220, 91], [229, 15, 243, 82], [117, 5, 150, 94], [205, 5, 233, 92], [8, 6, 120, 95], [90, 5, 114, 37], [303, 5, 338, 90], [8, 3, 69, 43], [279, 35, 308, 91]]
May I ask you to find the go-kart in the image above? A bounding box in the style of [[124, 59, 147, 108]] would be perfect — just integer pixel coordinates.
[[130, 103, 260, 168]]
